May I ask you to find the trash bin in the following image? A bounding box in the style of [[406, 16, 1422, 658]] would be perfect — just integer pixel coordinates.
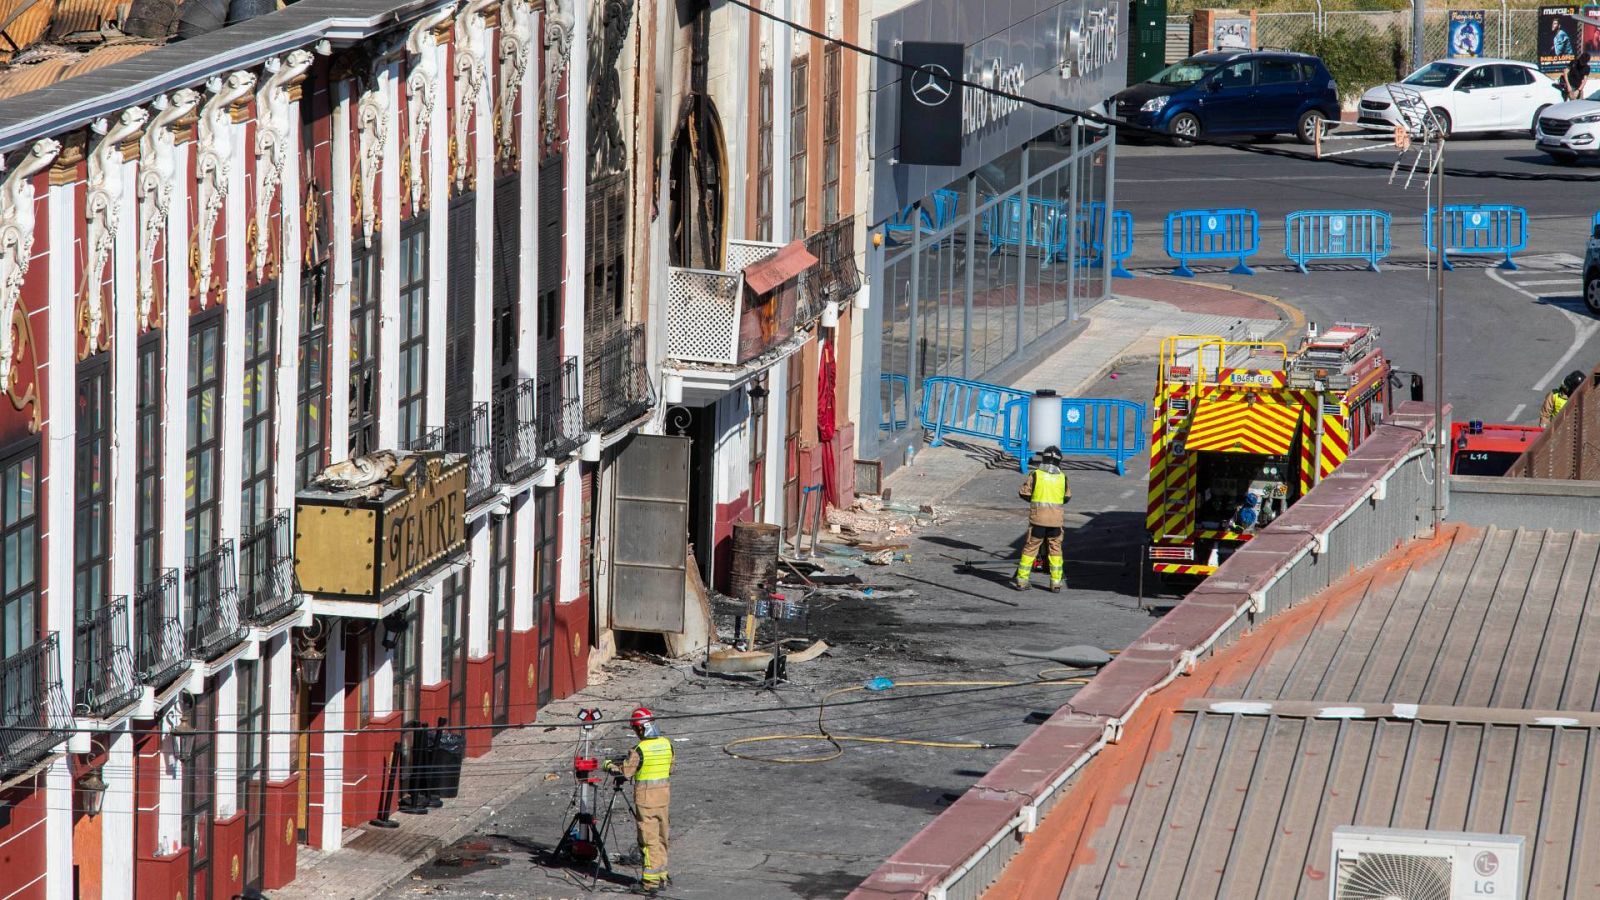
[[432, 724, 466, 800], [399, 720, 432, 814]]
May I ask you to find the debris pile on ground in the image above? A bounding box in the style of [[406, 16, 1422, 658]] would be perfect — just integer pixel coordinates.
[[826, 495, 947, 542]]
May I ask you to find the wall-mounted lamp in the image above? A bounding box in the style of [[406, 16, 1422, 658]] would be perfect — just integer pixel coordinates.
[[663, 372, 684, 405], [580, 432, 602, 463], [78, 767, 108, 817], [170, 710, 198, 763], [748, 384, 769, 419], [381, 611, 408, 650], [295, 620, 327, 686]]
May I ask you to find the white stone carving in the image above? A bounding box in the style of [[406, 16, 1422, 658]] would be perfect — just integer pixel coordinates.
[[137, 89, 199, 330], [254, 50, 315, 280], [82, 107, 149, 352], [356, 66, 387, 247], [453, 0, 497, 188], [497, 0, 534, 158], [542, 0, 574, 151], [0, 140, 63, 393], [195, 71, 257, 307], [405, 8, 453, 209]]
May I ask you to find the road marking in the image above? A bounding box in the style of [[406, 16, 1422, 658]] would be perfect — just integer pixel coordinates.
[[1486, 268, 1600, 392], [1510, 403, 1526, 422], [1119, 488, 1136, 499], [1508, 279, 1578, 287]]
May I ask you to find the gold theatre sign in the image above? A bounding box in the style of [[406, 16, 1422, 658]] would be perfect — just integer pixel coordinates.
[[295, 454, 468, 601]]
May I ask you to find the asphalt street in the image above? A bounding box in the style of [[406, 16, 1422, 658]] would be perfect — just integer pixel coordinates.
[[1114, 135, 1600, 425]]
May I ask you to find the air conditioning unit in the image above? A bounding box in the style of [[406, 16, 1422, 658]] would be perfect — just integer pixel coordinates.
[[1331, 826, 1523, 900]]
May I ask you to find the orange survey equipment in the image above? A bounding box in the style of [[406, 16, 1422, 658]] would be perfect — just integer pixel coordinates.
[[1146, 323, 1393, 580]]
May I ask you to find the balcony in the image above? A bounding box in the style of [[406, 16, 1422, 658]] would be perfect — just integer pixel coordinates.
[[584, 324, 653, 435], [537, 356, 583, 460], [666, 239, 819, 369], [73, 597, 141, 719], [0, 634, 74, 777], [802, 215, 861, 318], [493, 378, 539, 483], [135, 569, 187, 688], [185, 541, 245, 661], [241, 511, 299, 627], [414, 405, 494, 507]]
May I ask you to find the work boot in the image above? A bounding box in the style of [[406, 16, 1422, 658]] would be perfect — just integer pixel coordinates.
[[1011, 577, 1029, 592], [1050, 580, 1064, 593]]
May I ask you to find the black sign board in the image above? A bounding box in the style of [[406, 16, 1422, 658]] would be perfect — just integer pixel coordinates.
[[898, 41, 964, 167]]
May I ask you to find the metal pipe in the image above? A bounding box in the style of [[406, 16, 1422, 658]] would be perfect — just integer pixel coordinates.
[[1411, 0, 1425, 72], [1433, 142, 1445, 531]]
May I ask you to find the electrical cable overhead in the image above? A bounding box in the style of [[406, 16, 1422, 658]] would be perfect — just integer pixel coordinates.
[[725, 0, 1600, 183]]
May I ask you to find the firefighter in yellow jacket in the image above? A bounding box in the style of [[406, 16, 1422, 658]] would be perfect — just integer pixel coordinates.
[[605, 707, 673, 890], [1541, 370, 1585, 427], [1013, 446, 1070, 592]]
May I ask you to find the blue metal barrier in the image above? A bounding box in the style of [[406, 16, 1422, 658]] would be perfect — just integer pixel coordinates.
[[983, 196, 1073, 263], [918, 377, 1031, 463], [1591, 210, 1600, 234], [1424, 204, 1527, 270], [880, 374, 911, 432], [882, 203, 933, 243], [1164, 208, 1260, 277], [918, 377, 1147, 476], [1284, 209, 1391, 273], [1077, 203, 1135, 279]]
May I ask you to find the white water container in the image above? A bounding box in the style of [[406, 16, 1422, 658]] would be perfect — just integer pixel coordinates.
[[1029, 389, 1063, 453]]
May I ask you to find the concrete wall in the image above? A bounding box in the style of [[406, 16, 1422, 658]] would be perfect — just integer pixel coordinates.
[[1450, 475, 1600, 533]]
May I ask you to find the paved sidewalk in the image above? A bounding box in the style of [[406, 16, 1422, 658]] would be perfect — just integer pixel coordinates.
[[884, 277, 1289, 510]]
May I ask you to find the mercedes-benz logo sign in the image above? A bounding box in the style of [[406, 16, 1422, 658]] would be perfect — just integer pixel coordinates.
[[911, 64, 953, 107]]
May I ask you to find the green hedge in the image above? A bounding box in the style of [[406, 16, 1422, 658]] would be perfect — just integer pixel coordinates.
[[1291, 26, 1408, 102]]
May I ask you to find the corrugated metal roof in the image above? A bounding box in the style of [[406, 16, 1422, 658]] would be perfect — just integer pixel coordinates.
[[47, 0, 120, 39], [991, 525, 1600, 899], [0, 40, 157, 100], [0, 0, 58, 57]]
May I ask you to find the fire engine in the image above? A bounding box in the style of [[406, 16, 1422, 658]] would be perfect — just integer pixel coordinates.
[[1449, 420, 1541, 476], [1146, 323, 1394, 580]]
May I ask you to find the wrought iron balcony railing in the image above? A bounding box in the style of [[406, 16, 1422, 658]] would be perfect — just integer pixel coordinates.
[[186, 541, 245, 661], [241, 511, 299, 626], [73, 596, 141, 718], [493, 378, 539, 483], [584, 324, 653, 435], [802, 215, 861, 322], [135, 569, 187, 688], [414, 404, 494, 506], [0, 634, 74, 777], [537, 356, 583, 460]]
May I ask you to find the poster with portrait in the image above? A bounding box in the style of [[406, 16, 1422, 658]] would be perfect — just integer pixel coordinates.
[[1213, 17, 1253, 50], [1542, 6, 1580, 72], [1448, 10, 1486, 58]]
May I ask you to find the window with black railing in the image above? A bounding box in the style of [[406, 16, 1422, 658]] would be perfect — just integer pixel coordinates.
[[801, 215, 860, 321], [135, 569, 186, 688], [240, 511, 297, 626], [0, 633, 72, 777], [296, 263, 330, 489], [494, 378, 538, 482], [414, 403, 494, 506], [73, 595, 139, 719], [583, 324, 653, 435], [537, 356, 583, 459], [240, 285, 277, 532], [185, 541, 243, 660], [1, 442, 40, 660], [136, 337, 162, 588], [75, 356, 111, 628]]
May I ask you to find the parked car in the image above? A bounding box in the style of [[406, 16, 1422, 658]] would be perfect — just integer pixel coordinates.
[[1535, 99, 1600, 164], [1111, 49, 1339, 146], [1584, 215, 1600, 312], [1358, 59, 1560, 138]]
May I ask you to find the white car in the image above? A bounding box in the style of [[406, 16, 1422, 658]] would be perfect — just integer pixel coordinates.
[[1535, 99, 1600, 164], [1358, 59, 1561, 138]]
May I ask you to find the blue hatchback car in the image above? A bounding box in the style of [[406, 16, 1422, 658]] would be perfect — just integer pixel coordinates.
[[1112, 50, 1340, 145]]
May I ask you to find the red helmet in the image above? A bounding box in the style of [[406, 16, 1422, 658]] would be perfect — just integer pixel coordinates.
[[630, 707, 654, 726]]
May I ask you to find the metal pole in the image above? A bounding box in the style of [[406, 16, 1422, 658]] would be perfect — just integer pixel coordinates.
[[962, 173, 976, 380], [1411, 0, 1425, 72], [1016, 145, 1030, 358], [1101, 127, 1117, 311], [1433, 143, 1445, 531]]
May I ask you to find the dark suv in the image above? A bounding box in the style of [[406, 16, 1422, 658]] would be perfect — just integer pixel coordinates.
[[1111, 50, 1340, 145]]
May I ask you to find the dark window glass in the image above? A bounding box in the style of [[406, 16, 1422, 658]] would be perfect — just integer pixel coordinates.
[[0, 442, 39, 658], [296, 264, 329, 488], [1459, 66, 1495, 90], [240, 286, 276, 530], [757, 68, 774, 241], [1215, 61, 1254, 89], [136, 337, 162, 587], [822, 46, 842, 226], [75, 355, 111, 622], [185, 313, 223, 561], [348, 246, 379, 457], [790, 56, 809, 239], [1259, 59, 1300, 85], [398, 222, 429, 447]]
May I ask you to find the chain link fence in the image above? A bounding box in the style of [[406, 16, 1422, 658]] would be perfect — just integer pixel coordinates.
[[1167, 5, 1546, 101]]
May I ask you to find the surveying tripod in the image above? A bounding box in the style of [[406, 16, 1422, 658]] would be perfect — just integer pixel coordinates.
[[549, 708, 640, 883]]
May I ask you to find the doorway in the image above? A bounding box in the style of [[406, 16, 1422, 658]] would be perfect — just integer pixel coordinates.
[[489, 514, 514, 730], [533, 489, 556, 708], [237, 660, 267, 896], [182, 690, 217, 900]]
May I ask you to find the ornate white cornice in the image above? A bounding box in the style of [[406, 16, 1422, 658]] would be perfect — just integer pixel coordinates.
[[0, 139, 62, 392], [496, 0, 534, 161], [452, 0, 496, 188], [195, 71, 256, 306], [355, 64, 387, 247], [82, 107, 148, 353], [542, 0, 573, 152], [405, 8, 453, 209], [254, 50, 314, 281], [137, 89, 199, 330]]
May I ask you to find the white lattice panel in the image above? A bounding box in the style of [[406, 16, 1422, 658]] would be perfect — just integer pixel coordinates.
[[667, 267, 742, 364], [726, 239, 783, 273]]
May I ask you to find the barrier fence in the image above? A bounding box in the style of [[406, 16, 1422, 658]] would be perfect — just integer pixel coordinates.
[[1424, 204, 1527, 270], [1165, 208, 1260, 277], [1038, 397, 1148, 476], [1285, 209, 1391, 273], [918, 377, 1146, 476], [1078, 202, 1134, 279]]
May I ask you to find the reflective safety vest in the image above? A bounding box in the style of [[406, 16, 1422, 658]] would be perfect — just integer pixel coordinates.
[[1030, 467, 1067, 510], [635, 736, 674, 783], [1553, 391, 1569, 418]]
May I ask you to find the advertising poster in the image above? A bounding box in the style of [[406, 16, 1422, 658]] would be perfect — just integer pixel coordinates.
[[1213, 17, 1253, 50], [1448, 10, 1486, 58], [1541, 6, 1580, 72]]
